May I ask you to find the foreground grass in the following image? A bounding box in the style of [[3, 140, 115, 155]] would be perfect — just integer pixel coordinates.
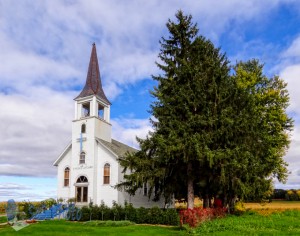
[[0, 220, 185, 236], [0, 216, 7, 223], [1, 210, 300, 235], [195, 210, 300, 236]]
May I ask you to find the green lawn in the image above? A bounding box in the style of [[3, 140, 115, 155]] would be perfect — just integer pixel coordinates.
[[1, 210, 300, 235], [0, 216, 7, 223], [195, 210, 300, 235], [0, 220, 185, 236]]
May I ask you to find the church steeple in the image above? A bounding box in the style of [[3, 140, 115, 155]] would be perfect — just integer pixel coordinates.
[[75, 43, 110, 105]]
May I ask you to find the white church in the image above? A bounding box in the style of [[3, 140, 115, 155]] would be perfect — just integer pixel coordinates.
[[53, 44, 166, 208]]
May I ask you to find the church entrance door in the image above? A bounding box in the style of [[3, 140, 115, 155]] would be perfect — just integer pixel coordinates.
[[76, 186, 88, 202], [75, 176, 88, 203]]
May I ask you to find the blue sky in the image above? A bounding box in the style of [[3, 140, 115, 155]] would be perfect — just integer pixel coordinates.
[[1, 0, 300, 201]]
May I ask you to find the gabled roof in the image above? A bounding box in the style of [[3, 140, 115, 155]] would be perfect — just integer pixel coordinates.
[[97, 138, 137, 158], [53, 139, 137, 166], [53, 142, 72, 166], [75, 43, 111, 105]]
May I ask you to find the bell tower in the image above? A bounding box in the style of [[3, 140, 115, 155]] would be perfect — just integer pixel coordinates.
[[69, 43, 111, 205], [73, 43, 111, 143]]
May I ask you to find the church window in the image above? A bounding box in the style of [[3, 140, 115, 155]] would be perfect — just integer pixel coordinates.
[[143, 182, 148, 196], [82, 103, 90, 117], [80, 151, 86, 164], [103, 163, 110, 184], [76, 176, 88, 183], [64, 167, 70, 187], [98, 104, 104, 119], [81, 124, 86, 133]]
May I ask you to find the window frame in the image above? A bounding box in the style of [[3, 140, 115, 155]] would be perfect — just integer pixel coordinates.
[[103, 163, 110, 184], [64, 167, 70, 187], [79, 151, 86, 164]]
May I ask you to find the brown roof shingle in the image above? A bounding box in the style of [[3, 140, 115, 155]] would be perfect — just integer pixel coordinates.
[[75, 43, 111, 104], [97, 138, 137, 158]]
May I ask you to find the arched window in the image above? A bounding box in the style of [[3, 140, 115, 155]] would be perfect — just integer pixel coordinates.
[[64, 167, 70, 187], [82, 103, 90, 117], [81, 124, 86, 133], [103, 163, 110, 184], [80, 151, 85, 164], [76, 176, 88, 183]]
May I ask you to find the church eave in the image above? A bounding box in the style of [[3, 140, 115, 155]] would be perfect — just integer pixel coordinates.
[[74, 94, 111, 106], [53, 142, 72, 166]]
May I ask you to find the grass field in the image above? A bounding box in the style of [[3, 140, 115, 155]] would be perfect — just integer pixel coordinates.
[[176, 198, 300, 209], [244, 200, 300, 209], [196, 210, 300, 235], [1, 202, 300, 235], [1, 210, 300, 235], [0, 220, 185, 236]]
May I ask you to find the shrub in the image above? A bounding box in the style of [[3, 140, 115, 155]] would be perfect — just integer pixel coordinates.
[[135, 207, 149, 224], [179, 207, 227, 228], [148, 206, 162, 224], [99, 201, 113, 221], [124, 201, 137, 222], [43, 198, 57, 208], [0, 202, 6, 214], [79, 202, 179, 225], [112, 201, 124, 221], [162, 208, 179, 226], [20, 201, 36, 219], [234, 201, 246, 215]]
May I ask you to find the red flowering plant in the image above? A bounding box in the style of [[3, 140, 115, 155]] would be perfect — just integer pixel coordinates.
[[179, 207, 227, 227]]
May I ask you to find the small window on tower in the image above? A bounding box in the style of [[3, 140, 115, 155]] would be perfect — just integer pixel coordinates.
[[82, 103, 90, 117], [98, 104, 104, 119], [80, 151, 86, 164], [81, 124, 86, 133]]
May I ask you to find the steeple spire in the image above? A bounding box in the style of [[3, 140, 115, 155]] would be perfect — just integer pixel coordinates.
[[75, 43, 110, 104]]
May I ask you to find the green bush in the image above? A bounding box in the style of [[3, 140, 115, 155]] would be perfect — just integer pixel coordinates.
[[98, 201, 112, 221], [80, 206, 91, 221], [124, 201, 137, 222], [112, 201, 125, 221], [163, 208, 180, 225], [136, 207, 149, 224], [78, 201, 179, 226], [148, 206, 162, 224]]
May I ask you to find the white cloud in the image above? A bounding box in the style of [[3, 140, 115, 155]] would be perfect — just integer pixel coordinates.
[[282, 36, 300, 59], [0, 88, 73, 177], [276, 33, 300, 189], [111, 118, 153, 149], [0, 0, 299, 194]]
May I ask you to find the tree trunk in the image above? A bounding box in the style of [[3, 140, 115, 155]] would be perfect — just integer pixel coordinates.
[[229, 195, 237, 213], [203, 194, 209, 208], [187, 162, 194, 209]]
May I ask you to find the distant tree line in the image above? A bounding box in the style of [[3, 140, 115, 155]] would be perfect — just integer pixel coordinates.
[[244, 189, 300, 201]]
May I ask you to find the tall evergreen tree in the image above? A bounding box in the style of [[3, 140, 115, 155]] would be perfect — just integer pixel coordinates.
[[117, 11, 293, 210], [118, 11, 233, 209]]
